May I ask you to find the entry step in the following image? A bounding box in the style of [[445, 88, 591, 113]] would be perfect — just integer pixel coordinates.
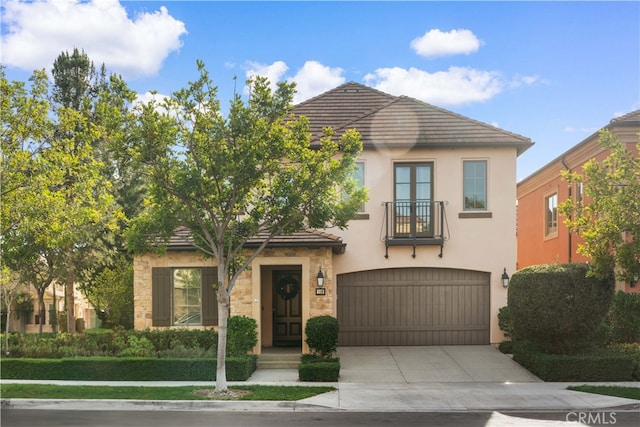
[[257, 352, 301, 369]]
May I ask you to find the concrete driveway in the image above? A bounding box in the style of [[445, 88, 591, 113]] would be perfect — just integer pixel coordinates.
[[337, 345, 541, 383]]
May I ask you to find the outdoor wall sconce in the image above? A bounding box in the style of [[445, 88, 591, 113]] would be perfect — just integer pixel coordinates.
[[316, 267, 325, 287], [631, 273, 639, 288], [501, 268, 510, 288]]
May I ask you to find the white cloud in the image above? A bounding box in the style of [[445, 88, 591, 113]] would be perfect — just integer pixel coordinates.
[[133, 91, 169, 108], [288, 61, 345, 103], [614, 102, 640, 118], [1, 0, 186, 78], [411, 29, 483, 58], [364, 66, 503, 106], [245, 60, 345, 103], [245, 61, 289, 92], [510, 74, 545, 88], [563, 126, 599, 133]]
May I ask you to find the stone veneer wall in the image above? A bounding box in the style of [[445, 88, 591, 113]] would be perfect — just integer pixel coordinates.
[[257, 247, 334, 318], [133, 247, 335, 334]]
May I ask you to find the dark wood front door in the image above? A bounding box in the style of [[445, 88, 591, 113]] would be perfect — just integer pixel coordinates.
[[273, 269, 302, 346]]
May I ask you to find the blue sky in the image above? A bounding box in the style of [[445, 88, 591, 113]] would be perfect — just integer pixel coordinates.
[[2, 1, 638, 180]]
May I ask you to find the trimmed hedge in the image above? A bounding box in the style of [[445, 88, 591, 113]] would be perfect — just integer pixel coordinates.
[[0, 356, 257, 381], [508, 263, 614, 354], [513, 344, 634, 382], [300, 354, 340, 364], [298, 353, 340, 382], [609, 343, 640, 381], [1, 329, 218, 358], [603, 291, 640, 344], [298, 361, 340, 382]]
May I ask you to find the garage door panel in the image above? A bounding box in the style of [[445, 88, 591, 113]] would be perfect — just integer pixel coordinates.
[[338, 268, 489, 346]]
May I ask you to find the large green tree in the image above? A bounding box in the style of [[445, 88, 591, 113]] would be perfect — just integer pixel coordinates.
[[53, 52, 141, 330], [1, 67, 57, 333], [560, 129, 640, 283], [127, 62, 366, 392], [2, 56, 128, 333], [48, 49, 135, 333]]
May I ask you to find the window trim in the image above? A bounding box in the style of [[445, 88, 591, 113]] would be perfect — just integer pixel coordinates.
[[172, 268, 203, 326], [462, 159, 488, 211], [354, 161, 366, 214], [544, 191, 559, 238], [575, 181, 584, 205], [393, 162, 434, 238]]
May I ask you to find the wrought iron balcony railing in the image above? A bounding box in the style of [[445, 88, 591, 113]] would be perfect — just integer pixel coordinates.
[[383, 200, 445, 258]]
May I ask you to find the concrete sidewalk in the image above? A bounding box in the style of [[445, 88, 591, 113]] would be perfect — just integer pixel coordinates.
[[3, 378, 639, 413], [2, 346, 639, 413]]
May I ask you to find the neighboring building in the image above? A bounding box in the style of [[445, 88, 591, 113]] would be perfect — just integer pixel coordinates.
[[134, 82, 533, 352], [517, 110, 640, 293], [3, 282, 99, 333]]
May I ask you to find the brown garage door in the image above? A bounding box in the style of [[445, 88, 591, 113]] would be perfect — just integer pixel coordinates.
[[337, 268, 490, 346]]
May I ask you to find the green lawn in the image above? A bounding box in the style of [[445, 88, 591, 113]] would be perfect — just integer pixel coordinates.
[[0, 384, 335, 401], [568, 385, 640, 400]]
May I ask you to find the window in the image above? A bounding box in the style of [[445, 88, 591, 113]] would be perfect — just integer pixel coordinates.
[[173, 269, 202, 325], [394, 162, 433, 237], [353, 162, 365, 213], [463, 160, 487, 210], [152, 267, 218, 327], [343, 161, 365, 213], [545, 193, 558, 236], [576, 181, 584, 205]]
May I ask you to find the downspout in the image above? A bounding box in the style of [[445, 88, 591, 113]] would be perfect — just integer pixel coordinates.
[[561, 157, 572, 263]]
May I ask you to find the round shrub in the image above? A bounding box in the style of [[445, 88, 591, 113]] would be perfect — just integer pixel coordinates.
[[508, 263, 614, 354], [305, 315, 339, 358], [497, 306, 515, 340]]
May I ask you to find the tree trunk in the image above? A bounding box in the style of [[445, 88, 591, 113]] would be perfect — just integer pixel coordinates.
[[51, 285, 58, 334], [4, 305, 11, 355], [66, 248, 76, 334], [215, 285, 230, 392], [37, 289, 45, 335]]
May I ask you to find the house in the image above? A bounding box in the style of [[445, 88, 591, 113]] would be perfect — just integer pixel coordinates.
[[2, 282, 98, 333], [516, 110, 640, 294], [133, 82, 533, 352]]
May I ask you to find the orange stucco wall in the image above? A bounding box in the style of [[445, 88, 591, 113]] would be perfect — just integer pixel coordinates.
[[517, 126, 639, 294]]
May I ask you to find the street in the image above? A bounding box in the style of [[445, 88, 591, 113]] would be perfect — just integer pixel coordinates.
[[2, 409, 639, 427]]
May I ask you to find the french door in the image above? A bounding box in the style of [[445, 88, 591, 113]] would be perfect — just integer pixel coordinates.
[[394, 163, 434, 238]]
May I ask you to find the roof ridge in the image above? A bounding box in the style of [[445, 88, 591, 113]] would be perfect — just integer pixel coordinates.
[[293, 81, 395, 108]]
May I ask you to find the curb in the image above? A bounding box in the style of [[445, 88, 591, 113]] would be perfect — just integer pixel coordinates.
[[1, 398, 339, 412], [3, 398, 638, 413]]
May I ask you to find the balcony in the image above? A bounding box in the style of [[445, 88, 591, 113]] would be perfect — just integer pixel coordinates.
[[383, 200, 446, 258]]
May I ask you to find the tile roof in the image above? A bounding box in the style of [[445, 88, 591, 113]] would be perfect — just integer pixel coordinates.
[[293, 82, 533, 155], [610, 109, 640, 126], [167, 226, 345, 254], [293, 82, 395, 138]]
